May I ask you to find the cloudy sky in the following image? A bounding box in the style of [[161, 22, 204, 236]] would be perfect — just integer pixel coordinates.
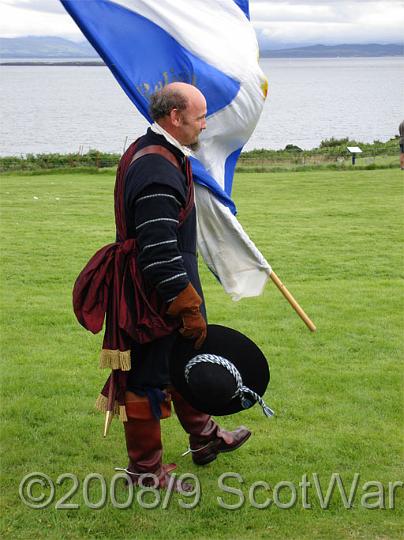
[[0, 0, 403, 47]]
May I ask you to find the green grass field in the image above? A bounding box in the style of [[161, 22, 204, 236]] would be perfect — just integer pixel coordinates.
[[1, 168, 403, 539]]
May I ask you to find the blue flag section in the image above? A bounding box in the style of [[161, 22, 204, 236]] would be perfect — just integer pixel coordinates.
[[61, 1, 240, 119], [233, 0, 250, 18], [60, 0, 268, 214]]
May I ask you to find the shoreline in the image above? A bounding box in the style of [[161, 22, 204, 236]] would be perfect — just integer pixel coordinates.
[[0, 61, 106, 66], [1, 55, 403, 66]]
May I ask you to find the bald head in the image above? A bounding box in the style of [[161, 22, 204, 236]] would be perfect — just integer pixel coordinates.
[[164, 82, 206, 109], [149, 83, 205, 120], [149, 83, 207, 149]]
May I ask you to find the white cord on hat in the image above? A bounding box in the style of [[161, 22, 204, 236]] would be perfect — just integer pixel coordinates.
[[184, 354, 274, 417]]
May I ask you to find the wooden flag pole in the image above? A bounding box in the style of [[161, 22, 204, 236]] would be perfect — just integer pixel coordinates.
[[270, 270, 316, 332]]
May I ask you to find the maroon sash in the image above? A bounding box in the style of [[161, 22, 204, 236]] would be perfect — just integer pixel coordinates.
[[72, 141, 194, 351]]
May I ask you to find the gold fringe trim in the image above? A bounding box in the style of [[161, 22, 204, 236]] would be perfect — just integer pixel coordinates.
[[95, 393, 109, 413], [94, 393, 123, 418], [119, 405, 128, 422], [99, 349, 131, 371]]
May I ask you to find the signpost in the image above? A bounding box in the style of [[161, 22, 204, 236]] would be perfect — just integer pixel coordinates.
[[347, 146, 362, 165]]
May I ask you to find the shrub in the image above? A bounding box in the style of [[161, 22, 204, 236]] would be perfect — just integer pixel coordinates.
[[319, 137, 349, 148], [284, 144, 303, 152]]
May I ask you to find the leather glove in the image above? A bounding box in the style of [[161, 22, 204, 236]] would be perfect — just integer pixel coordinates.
[[166, 283, 207, 349]]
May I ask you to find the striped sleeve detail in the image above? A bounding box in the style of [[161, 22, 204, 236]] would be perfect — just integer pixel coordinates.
[[136, 217, 179, 230], [136, 193, 182, 206], [142, 239, 177, 251], [132, 184, 190, 303], [143, 255, 182, 271], [157, 272, 187, 287]]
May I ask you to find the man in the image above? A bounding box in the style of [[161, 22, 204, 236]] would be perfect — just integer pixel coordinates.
[[121, 82, 250, 491], [399, 120, 404, 170]]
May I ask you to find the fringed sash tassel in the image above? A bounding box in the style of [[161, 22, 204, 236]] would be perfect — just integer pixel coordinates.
[[99, 349, 131, 371], [95, 394, 128, 423]]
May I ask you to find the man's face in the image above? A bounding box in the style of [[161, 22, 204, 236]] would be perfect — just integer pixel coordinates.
[[177, 96, 207, 150]]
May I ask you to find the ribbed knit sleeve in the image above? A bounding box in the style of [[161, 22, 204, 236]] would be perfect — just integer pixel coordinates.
[[133, 183, 190, 303]]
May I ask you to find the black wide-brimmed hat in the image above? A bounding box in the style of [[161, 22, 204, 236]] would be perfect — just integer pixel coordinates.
[[170, 324, 274, 417]]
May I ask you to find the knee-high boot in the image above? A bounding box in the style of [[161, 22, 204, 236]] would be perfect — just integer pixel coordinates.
[[121, 391, 192, 491], [123, 416, 163, 476], [170, 387, 252, 466]]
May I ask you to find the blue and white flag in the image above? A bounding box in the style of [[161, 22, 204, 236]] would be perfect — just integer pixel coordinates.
[[61, 0, 272, 299]]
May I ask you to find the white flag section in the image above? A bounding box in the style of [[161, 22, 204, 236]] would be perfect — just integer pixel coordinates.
[[61, 0, 272, 299], [196, 185, 271, 300]]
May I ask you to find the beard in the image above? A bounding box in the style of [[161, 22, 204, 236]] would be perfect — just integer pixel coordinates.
[[187, 140, 200, 152]]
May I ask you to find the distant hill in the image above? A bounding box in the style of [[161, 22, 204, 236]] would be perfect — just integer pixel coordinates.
[[0, 36, 99, 58], [1, 37, 402, 60], [261, 43, 403, 58]]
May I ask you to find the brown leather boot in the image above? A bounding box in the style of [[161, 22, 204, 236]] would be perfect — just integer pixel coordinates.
[[121, 393, 193, 492], [171, 388, 251, 465]]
